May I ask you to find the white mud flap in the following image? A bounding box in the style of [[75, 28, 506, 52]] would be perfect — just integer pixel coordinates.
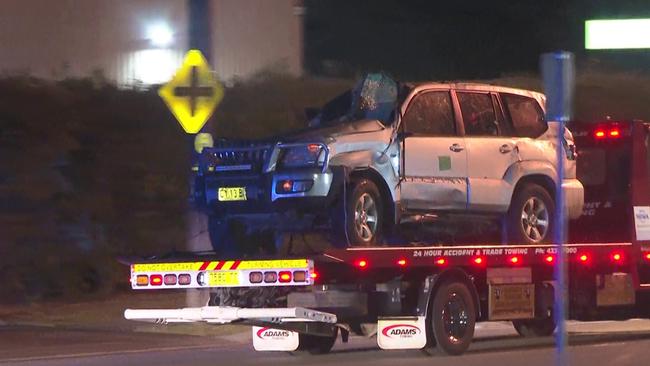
[[252, 326, 299, 351], [377, 316, 427, 350]]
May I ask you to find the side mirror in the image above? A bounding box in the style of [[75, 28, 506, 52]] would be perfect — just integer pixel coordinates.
[[304, 107, 320, 121]]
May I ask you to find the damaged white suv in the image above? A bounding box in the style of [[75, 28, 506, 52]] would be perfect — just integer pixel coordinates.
[[194, 74, 584, 252]]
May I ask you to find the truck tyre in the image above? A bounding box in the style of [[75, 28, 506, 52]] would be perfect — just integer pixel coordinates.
[[297, 329, 338, 355], [507, 183, 555, 244], [429, 281, 476, 355], [332, 178, 383, 247], [207, 217, 238, 256], [513, 317, 556, 337]]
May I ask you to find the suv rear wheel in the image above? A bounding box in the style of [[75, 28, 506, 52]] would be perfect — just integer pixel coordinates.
[[331, 178, 383, 247], [507, 183, 555, 244]]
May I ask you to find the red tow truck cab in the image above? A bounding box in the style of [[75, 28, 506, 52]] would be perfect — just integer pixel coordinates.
[[569, 119, 650, 287]]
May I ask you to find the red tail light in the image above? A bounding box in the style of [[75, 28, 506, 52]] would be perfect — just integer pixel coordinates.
[[355, 259, 368, 269], [545, 255, 555, 264], [397, 259, 407, 267], [579, 254, 590, 263], [645, 253, 650, 261], [278, 271, 292, 283], [611, 252, 623, 262], [435, 258, 447, 265], [508, 256, 521, 265], [594, 130, 606, 138], [163, 274, 177, 285], [310, 271, 318, 280], [609, 128, 620, 137], [473, 256, 485, 265], [149, 274, 163, 286], [178, 274, 191, 285]]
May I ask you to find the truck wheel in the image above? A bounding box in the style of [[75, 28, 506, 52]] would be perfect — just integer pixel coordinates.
[[332, 178, 383, 247], [429, 281, 476, 355], [513, 317, 556, 337], [297, 329, 338, 355], [507, 183, 555, 244], [207, 217, 238, 256]]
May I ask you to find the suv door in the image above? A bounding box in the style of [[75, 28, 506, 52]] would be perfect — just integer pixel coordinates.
[[400, 90, 468, 210], [457, 91, 519, 212]]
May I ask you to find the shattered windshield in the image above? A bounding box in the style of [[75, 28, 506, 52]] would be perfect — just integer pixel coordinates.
[[317, 73, 398, 126]]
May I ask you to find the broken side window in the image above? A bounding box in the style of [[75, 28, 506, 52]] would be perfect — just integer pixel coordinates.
[[402, 91, 455, 136], [501, 93, 547, 138], [457, 92, 498, 136]]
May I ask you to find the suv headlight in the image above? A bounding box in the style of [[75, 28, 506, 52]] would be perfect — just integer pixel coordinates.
[[278, 143, 327, 169]]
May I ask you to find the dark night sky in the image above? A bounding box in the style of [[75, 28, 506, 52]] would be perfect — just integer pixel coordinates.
[[304, 0, 650, 79]]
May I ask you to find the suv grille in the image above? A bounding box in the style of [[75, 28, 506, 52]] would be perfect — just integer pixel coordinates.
[[202, 142, 272, 174]]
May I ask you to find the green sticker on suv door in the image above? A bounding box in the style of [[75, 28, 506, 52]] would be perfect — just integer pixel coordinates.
[[438, 156, 451, 171]]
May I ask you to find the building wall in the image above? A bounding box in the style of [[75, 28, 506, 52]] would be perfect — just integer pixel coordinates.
[[0, 0, 302, 86], [211, 0, 303, 79]]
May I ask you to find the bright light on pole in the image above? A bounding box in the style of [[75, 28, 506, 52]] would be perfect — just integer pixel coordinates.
[[147, 23, 174, 48]]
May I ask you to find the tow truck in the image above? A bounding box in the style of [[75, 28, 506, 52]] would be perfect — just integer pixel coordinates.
[[124, 119, 650, 356]]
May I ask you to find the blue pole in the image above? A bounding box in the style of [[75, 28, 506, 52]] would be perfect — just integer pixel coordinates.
[[541, 51, 575, 366]]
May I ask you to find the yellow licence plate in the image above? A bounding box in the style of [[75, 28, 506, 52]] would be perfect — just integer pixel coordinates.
[[218, 187, 247, 201]]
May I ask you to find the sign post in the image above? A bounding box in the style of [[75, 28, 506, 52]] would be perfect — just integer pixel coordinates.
[[541, 51, 575, 366]]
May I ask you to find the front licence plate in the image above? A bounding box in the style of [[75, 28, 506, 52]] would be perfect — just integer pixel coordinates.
[[218, 187, 247, 201]]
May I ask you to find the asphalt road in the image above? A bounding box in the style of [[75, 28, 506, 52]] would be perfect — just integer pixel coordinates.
[[2, 320, 650, 366]]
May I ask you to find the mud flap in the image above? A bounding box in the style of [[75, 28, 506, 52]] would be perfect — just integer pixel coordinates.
[[252, 326, 300, 351], [377, 316, 427, 350]]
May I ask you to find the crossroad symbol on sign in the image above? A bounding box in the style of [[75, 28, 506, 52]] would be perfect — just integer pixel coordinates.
[[158, 50, 224, 134]]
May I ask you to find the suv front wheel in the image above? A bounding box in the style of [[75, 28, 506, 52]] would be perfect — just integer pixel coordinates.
[[331, 178, 384, 247], [507, 183, 555, 244]]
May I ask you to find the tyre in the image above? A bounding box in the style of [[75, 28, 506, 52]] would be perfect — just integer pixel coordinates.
[[513, 317, 556, 337], [297, 329, 338, 355], [428, 281, 476, 355], [331, 178, 384, 247], [507, 183, 555, 244], [207, 217, 238, 256]]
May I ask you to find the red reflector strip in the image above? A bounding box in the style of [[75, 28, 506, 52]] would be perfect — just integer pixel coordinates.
[[198, 262, 210, 271], [230, 260, 242, 270], [214, 261, 226, 270]]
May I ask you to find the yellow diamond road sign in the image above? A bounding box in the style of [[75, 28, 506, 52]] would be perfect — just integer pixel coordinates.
[[159, 50, 224, 134]]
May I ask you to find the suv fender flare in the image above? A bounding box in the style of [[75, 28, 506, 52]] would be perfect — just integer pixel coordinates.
[[329, 150, 400, 225], [503, 161, 558, 200]]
